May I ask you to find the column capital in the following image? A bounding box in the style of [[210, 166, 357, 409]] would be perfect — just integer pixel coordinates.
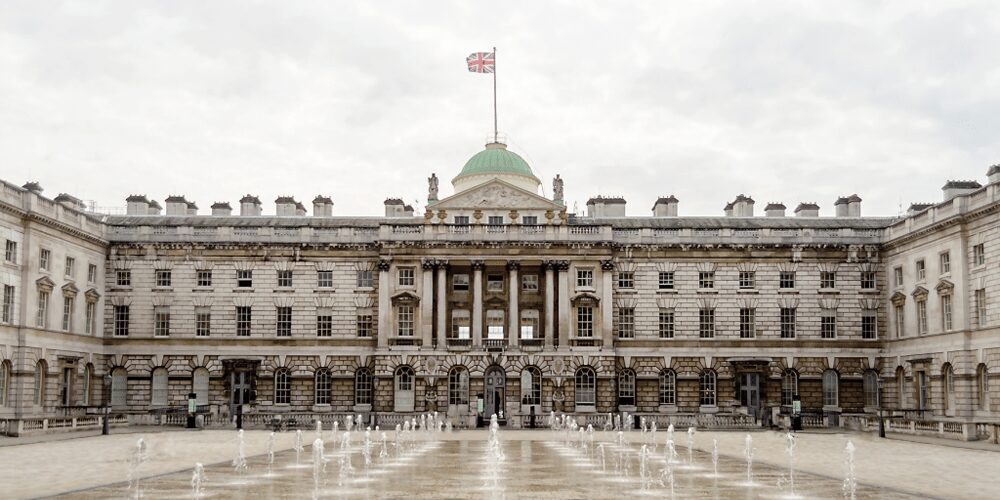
[[600, 259, 615, 271], [471, 260, 486, 271], [506, 260, 521, 271], [377, 259, 392, 272], [556, 260, 570, 271]]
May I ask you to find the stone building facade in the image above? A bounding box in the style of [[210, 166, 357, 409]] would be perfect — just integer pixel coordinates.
[[1, 143, 998, 428]]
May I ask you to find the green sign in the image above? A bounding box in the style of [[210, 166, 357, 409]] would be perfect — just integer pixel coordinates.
[[792, 400, 801, 415], [477, 398, 484, 413], [188, 399, 197, 413]]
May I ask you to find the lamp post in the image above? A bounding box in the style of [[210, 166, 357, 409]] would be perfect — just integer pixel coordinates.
[[102, 374, 111, 435], [878, 378, 886, 438]]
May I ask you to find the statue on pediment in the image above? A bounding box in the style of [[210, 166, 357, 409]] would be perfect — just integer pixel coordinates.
[[427, 173, 439, 201], [553, 174, 564, 202]]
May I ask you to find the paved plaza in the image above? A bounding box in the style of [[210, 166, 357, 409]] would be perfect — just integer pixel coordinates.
[[1, 428, 998, 499]]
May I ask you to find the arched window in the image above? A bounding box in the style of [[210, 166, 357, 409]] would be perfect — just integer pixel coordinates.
[[863, 370, 880, 408], [274, 368, 291, 405], [394, 365, 415, 412], [575, 367, 596, 406], [34, 360, 47, 406], [618, 369, 636, 406], [83, 364, 94, 406], [0, 360, 10, 406], [520, 367, 541, 406], [942, 363, 955, 413], [699, 369, 717, 406], [151, 367, 168, 407], [977, 364, 989, 411], [896, 366, 906, 408], [448, 366, 470, 406], [822, 369, 839, 408], [355, 368, 373, 406], [192, 368, 210, 406], [111, 367, 127, 407], [659, 369, 676, 406], [781, 369, 799, 406], [314, 368, 332, 405]]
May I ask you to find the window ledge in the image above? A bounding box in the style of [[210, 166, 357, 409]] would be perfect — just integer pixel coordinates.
[[356, 287, 375, 292], [778, 289, 798, 294], [656, 289, 677, 294], [737, 289, 759, 294], [818, 289, 840, 294], [615, 289, 637, 294], [696, 289, 718, 294], [233, 288, 255, 292], [152, 287, 173, 291], [192, 288, 214, 292], [273, 288, 294, 293], [575, 287, 596, 293], [860, 289, 879, 294]]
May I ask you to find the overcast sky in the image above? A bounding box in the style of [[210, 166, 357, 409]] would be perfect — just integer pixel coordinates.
[[2, 1, 998, 217]]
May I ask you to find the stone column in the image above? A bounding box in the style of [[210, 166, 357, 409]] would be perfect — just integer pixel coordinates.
[[544, 261, 555, 349], [507, 260, 520, 347], [421, 260, 435, 348], [601, 259, 614, 348], [436, 261, 448, 348], [557, 261, 570, 348], [377, 259, 391, 348], [472, 260, 484, 348]]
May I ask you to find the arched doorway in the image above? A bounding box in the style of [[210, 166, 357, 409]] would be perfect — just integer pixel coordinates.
[[394, 366, 415, 412], [484, 366, 506, 421]]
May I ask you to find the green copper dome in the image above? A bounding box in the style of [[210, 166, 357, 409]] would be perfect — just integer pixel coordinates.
[[453, 142, 538, 181]]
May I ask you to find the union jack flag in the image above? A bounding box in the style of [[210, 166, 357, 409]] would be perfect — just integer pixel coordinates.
[[466, 52, 495, 73]]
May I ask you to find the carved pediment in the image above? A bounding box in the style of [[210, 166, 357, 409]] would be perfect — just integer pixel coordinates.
[[935, 279, 954, 295], [35, 276, 55, 291], [427, 179, 561, 211], [84, 288, 101, 303], [390, 291, 420, 304], [570, 292, 601, 305], [911, 286, 929, 300], [61, 282, 79, 297], [890, 291, 907, 306]]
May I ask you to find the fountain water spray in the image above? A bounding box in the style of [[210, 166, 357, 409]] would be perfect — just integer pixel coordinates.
[[267, 432, 276, 475], [315, 420, 323, 444], [380, 432, 388, 461], [294, 430, 304, 465], [650, 421, 657, 452], [598, 443, 607, 472], [233, 429, 248, 475], [345, 414, 354, 433], [843, 441, 857, 500], [711, 439, 719, 478], [639, 444, 650, 490], [667, 423, 674, 445], [362, 429, 373, 473], [743, 434, 754, 483], [483, 414, 505, 488], [662, 439, 677, 497], [786, 432, 797, 496], [127, 438, 148, 499], [190, 462, 206, 499], [312, 438, 326, 499], [604, 412, 613, 432], [687, 427, 696, 465]]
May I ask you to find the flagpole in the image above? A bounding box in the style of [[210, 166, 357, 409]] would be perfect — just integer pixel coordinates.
[[493, 46, 498, 143]]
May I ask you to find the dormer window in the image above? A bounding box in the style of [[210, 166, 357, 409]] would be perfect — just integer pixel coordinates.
[[487, 216, 503, 225], [522, 216, 538, 225], [454, 216, 470, 226]]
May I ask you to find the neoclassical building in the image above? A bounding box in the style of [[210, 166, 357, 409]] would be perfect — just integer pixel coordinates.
[[1, 141, 998, 429]]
